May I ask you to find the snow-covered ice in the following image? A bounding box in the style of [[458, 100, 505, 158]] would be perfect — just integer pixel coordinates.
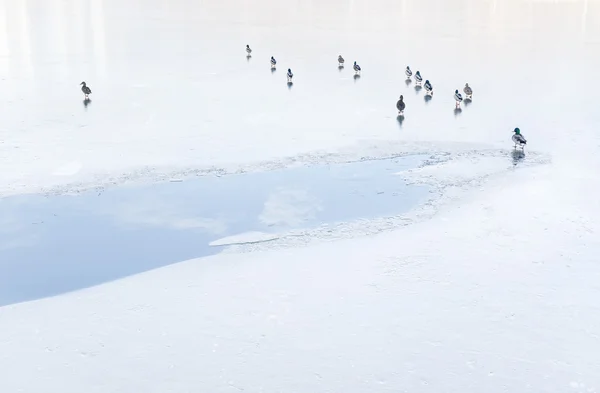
[[1, 0, 600, 392]]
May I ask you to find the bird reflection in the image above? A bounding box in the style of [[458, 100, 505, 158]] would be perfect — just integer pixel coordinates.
[[397, 115, 405, 129], [511, 149, 525, 166]]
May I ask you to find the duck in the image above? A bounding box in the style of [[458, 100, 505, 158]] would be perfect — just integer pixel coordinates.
[[454, 89, 463, 108], [424, 80, 433, 95], [512, 128, 527, 149], [287, 68, 293, 82], [414, 71, 422, 84], [396, 95, 405, 115], [353, 61, 361, 74], [338, 55, 345, 67], [405, 66, 412, 78], [463, 83, 473, 99], [271, 56, 277, 68], [80, 81, 92, 99], [246, 45, 252, 55]]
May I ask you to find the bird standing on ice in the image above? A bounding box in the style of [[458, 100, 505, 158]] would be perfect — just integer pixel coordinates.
[[405, 66, 412, 78], [80, 82, 92, 99], [414, 71, 422, 85], [396, 95, 405, 115], [463, 83, 473, 99], [271, 56, 277, 69], [353, 61, 361, 74], [454, 89, 463, 108], [287, 68, 293, 82], [424, 80, 433, 95], [246, 45, 252, 55], [338, 55, 345, 67], [512, 128, 527, 149]]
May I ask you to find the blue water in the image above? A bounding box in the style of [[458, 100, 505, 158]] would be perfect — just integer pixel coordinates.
[[0, 155, 429, 306]]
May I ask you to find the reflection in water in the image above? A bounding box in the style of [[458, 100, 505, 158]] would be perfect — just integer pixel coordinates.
[[454, 107, 462, 116], [1, 1, 34, 79], [0, 155, 429, 306], [405, 78, 412, 86], [0, 3, 8, 76], [90, 0, 107, 78], [53, 0, 68, 71], [2, 0, 111, 80], [0, 0, 596, 79], [17, 1, 32, 78], [83, 98, 91, 109]]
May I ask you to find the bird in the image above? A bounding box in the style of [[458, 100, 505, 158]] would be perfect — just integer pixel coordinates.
[[414, 71, 422, 85], [454, 89, 463, 108], [80, 82, 92, 99], [287, 68, 293, 82], [424, 80, 433, 95], [405, 66, 412, 78], [512, 128, 527, 149], [353, 61, 361, 74], [463, 83, 473, 99], [271, 56, 277, 68], [396, 95, 405, 115], [246, 45, 252, 55], [338, 55, 345, 67]]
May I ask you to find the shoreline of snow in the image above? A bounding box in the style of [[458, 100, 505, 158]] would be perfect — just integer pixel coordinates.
[[209, 231, 281, 247], [0, 139, 537, 199]]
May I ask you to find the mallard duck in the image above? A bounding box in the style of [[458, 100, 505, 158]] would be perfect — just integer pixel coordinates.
[[271, 56, 276, 68], [246, 45, 252, 55], [405, 66, 412, 78], [80, 82, 92, 98], [424, 80, 433, 95], [463, 83, 473, 99], [414, 71, 422, 84], [338, 55, 345, 67], [396, 95, 405, 115], [454, 89, 463, 108], [287, 68, 293, 82], [353, 61, 361, 74], [512, 128, 527, 149]]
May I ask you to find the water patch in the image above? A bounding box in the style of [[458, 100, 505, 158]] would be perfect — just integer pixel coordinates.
[[0, 155, 429, 306]]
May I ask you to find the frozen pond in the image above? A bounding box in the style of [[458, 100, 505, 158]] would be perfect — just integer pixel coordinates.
[[0, 155, 429, 306]]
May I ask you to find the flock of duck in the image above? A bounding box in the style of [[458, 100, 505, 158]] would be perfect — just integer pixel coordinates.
[[77, 45, 528, 151], [396, 66, 473, 116]]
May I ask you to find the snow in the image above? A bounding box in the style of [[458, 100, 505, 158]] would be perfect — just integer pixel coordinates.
[[1, 0, 600, 392]]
